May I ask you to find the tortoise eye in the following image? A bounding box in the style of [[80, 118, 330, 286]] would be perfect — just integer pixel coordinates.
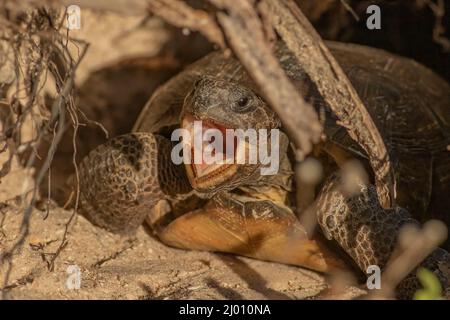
[[232, 95, 253, 113], [238, 97, 249, 107], [231, 95, 252, 113]]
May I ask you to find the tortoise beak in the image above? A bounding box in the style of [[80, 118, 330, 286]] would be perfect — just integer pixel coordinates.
[[181, 114, 238, 191]]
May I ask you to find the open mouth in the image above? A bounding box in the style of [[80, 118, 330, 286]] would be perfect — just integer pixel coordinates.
[[181, 114, 238, 187]]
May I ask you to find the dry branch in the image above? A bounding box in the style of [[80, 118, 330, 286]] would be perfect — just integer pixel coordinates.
[[148, 0, 395, 207], [0, 6, 89, 296], [38, 0, 396, 206], [208, 0, 322, 155], [147, 0, 225, 48], [264, 0, 395, 208], [144, 0, 324, 156]]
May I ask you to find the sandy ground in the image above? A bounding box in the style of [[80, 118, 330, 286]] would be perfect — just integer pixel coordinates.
[[0, 8, 366, 300], [0, 156, 365, 300]]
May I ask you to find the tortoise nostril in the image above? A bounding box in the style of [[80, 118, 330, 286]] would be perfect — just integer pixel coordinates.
[[193, 78, 202, 88]]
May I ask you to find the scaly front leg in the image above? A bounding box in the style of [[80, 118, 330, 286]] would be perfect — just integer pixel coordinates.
[[314, 173, 450, 299], [159, 192, 349, 273], [77, 133, 192, 234]]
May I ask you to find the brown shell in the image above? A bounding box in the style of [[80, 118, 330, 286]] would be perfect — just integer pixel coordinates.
[[134, 41, 450, 224]]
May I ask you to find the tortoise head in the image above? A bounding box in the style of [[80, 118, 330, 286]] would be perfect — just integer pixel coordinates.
[[179, 76, 281, 194]]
